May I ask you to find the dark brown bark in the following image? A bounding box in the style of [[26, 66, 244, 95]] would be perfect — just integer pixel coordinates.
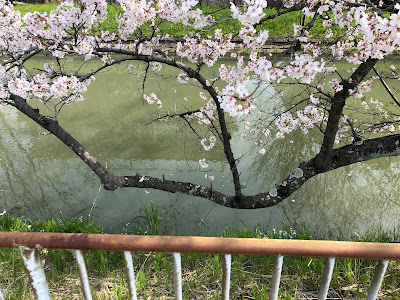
[[239, 134, 400, 208], [9, 93, 400, 209], [314, 58, 377, 171], [9, 94, 236, 206], [4, 48, 394, 210], [93, 48, 244, 200], [10, 95, 113, 187]]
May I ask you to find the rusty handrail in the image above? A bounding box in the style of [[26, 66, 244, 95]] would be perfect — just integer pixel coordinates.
[[0, 231, 399, 260], [0, 231, 397, 300]]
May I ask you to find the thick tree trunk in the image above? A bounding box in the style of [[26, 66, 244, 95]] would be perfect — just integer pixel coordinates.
[[314, 58, 378, 171]]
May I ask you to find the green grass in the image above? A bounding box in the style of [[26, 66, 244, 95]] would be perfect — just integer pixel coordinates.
[[13, 3, 345, 40], [93, 4, 121, 34], [0, 209, 400, 299], [13, 3, 57, 15]]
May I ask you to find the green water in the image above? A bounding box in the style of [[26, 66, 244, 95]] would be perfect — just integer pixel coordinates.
[[0, 56, 399, 240]]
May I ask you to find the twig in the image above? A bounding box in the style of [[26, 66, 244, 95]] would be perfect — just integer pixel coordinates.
[[88, 185, 102, 218], [145, 109, 201, 125], [373, 66, 400, 108]]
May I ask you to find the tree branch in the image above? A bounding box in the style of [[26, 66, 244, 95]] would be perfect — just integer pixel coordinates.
[[373, 66, 400, 108], [238, 133, 400, 208], [344, 1, 397, 13], [93, 48, 244, 200], [145, 109, 201, 125], [8, 93, 400, 209], [9, 93, 235, 206], [256, 5, 304, 26], [314, 57, 378, 171]]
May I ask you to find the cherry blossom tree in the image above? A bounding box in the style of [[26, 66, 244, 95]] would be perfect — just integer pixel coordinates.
[[1, 0, 400, 209]]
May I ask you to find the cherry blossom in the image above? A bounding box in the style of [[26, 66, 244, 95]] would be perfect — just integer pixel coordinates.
[[205, 174, 214, 181], [177, 31, 235, 66], [8, 78, 31, 100], [219, 83, 255, 117], [201, 136, 215, 151], [144, 93, 162, 108], [1, 0, 400, 207], [230, 0, 267, 27], [199, 158, 208, 168]]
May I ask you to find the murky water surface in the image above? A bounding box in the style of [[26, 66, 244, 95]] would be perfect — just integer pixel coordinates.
[[1, 57, 399, 239]]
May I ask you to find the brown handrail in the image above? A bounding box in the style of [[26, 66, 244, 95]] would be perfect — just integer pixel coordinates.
[[0, 231, 399, 260]]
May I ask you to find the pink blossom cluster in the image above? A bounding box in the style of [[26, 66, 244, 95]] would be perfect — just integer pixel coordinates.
[[150, 62, 162, 71], [117, 0, 156, 39], [176, 31, 235, 66], [296, 105, 324, 134], [177, 73, 189, 84], [205, 174, 214, 181], [250, 57, 285, 82], [157, 0, 213, 29], [285, 55, 325, 84], [8, 78, 30, 99], [275, 105, 323, 136], [192, 111, 210, 125], [0, 0, 28, 53], [239, 27, 269, 50], [199, 158, 208, 168], [219, 83, 255, 117], [230, 0, 268, 27], [350, 79, 373, 99], [219, 54, 285, 99], [49, 76, 89, 102], [275, 112, 297, 134], [335, 115, 350, 143], [3, 61, 90, 103], [143, 93, 162, 108], [0, 86, 8, 99], [370, 98, 389, 119], [329, 78, 343, 92], [0, 0, 109, 56], [283, 0, 303, 8], [326, 3, 400, 62], [23, 0, 106, 49], [219, 55, 250, 85], [189, 100, 217, 126], [201, 135, 216, 151]]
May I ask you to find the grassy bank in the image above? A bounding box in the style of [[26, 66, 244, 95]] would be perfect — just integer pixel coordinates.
[[13, 3, 343, 40], [0, 206, 399, 299]]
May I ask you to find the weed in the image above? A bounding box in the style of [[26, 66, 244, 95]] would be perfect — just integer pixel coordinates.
[[0, 211, 399, 298]]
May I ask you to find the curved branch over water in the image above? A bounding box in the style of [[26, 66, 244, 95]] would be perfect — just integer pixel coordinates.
[[92, 48, 244, 200], [9, 69, 400, 209]]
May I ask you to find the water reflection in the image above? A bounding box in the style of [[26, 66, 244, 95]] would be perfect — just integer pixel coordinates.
[[0, 59, 399, 240]]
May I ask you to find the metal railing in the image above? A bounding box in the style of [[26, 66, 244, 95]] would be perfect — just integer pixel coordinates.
[[0, 231, 399, 299]]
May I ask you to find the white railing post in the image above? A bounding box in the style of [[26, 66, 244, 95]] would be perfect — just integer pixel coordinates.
[[124, 251, 138, 300], [74, 250, 93, 300], [318, 257, 335, 300], [173, 252, 182, 300], [19, 247, 51, 300], [221, 254, 231, 300], [269, 255, 283, 300], [366, 260, 389, 300]]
